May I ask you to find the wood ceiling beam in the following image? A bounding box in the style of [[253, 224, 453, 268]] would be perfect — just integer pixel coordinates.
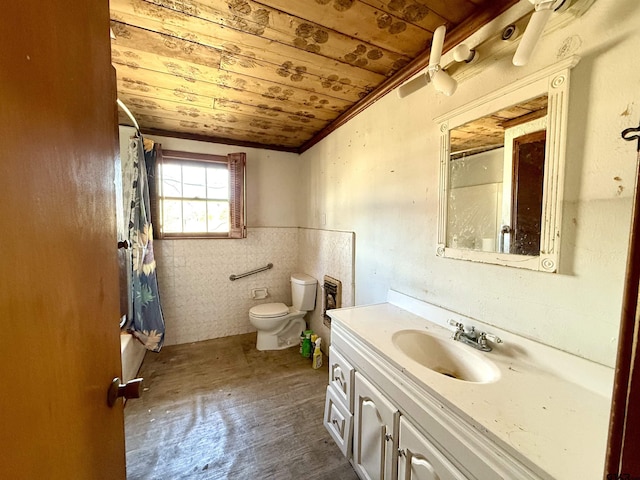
[[255, 0, 433, 55], [111, 40, 369, 105], [360, 0, 478, 24], [115, 62, 351, 120], [112, 0, 412, 76], [118, 110, 310, 144], [118, 92, 320, 137]]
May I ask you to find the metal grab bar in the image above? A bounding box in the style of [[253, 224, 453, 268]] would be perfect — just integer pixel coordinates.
[[229, 263, 273, 281]]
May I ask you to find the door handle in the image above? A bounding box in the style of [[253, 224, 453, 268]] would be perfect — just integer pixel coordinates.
[[107, 377, 142, 407], [117, 240, 131, 249]]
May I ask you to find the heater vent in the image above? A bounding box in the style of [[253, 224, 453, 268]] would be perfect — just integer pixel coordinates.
[[323, 276, 342, 328]]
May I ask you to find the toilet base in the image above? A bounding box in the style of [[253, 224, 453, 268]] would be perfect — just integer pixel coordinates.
[[256, 318, 306, 351]]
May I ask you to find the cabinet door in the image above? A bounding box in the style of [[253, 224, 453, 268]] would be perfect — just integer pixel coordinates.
[[353, 373, 399, 480], [398, 417, 468, 480]]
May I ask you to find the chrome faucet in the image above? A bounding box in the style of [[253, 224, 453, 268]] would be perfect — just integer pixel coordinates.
[[447, 320, 502, 352]]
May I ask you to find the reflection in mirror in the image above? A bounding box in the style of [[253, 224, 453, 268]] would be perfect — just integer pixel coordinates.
[[435, 56, 580, 272], [448, 95, 547, 255]]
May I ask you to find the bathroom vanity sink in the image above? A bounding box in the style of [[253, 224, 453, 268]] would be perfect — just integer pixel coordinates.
[[323, 292, 613, 480], [391, 329, 500, 383]]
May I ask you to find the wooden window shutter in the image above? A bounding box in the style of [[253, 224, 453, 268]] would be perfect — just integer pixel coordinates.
[[228, 152, 246, 239], [148, 144, 162, 239]]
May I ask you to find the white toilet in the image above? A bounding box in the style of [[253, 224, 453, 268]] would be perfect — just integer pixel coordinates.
[[249, 273, 318, 351]]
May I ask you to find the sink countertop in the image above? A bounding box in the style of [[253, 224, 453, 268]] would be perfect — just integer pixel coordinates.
[[328, 301, 613, 480]]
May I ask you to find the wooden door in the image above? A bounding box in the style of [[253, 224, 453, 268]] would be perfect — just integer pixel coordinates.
[[0, 1, 126, 479], [397, 417, 467, 480], [510, 130, 546, 256], [353, 373, 399, 480]]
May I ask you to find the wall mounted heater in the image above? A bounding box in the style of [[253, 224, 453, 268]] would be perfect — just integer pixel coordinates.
[[322, 276, 342, 328]]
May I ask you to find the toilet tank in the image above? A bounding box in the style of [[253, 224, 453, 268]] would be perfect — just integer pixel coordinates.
[[290, 273, 317, 312]]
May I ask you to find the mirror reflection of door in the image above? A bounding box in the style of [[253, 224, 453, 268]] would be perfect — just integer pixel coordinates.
[[446, 94, 549, 256], [510, 130, 546, 255]]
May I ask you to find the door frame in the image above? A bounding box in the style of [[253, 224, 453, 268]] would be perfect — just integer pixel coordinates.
[[605, 148, 640, 476]]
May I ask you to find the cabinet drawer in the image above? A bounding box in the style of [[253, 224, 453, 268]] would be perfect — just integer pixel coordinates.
[[324, 386, 353, 458], [329, 347, 355, 411]]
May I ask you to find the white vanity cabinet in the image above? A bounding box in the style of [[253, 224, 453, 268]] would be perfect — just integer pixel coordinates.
[[324, 300, 613, 480], [325, 347, 470, 480], [352, 372, 399, 480], [324, 315, 553, 480]]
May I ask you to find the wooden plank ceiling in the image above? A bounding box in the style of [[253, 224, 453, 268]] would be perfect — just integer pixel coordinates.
[[450, 94, 549, 155], [110, 0, 520, 152]]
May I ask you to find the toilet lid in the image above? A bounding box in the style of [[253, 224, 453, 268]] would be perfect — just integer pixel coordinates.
[[250, 302, 288, 318]]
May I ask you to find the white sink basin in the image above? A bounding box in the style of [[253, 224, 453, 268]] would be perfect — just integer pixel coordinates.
[[391, 329, 500, 383]]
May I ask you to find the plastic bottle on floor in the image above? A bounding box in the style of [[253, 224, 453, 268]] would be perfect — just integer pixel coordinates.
[[302, 331, 312, 358], [312, 338, 322, 369]]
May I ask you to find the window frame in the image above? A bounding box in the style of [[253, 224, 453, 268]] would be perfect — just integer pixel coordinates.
[[153, 149, 246, 239]]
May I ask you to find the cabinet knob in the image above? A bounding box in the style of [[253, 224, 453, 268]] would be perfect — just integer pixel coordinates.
[[385, 433, 393, 442], [398, 448, 405, 457]]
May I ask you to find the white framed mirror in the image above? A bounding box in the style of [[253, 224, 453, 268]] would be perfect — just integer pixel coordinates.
[[435, 56, 580, 272]]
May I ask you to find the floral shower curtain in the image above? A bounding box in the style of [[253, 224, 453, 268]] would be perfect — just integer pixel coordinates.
[[124, 135, 165, 352]]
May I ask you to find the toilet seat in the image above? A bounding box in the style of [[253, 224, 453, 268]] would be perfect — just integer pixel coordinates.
[[250, 302, 289, 318]]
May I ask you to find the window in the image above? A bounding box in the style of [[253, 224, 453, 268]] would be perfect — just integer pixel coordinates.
[[155, 150, 246, 239]]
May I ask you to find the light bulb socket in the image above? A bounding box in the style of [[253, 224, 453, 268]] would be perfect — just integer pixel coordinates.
[[452, 44, 476, 63], [501, 24, 519, 42], [431, 68, 457, 96]]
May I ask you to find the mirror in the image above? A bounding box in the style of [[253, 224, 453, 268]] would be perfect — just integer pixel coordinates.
[[435, 57, 580, 272], [448, 94, 547, 255]]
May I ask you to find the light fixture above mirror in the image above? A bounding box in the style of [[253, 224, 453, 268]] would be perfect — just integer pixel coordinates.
[[513, 0, 572, 66], [397, 25, 471, 99], [434, 56, 580, 273]]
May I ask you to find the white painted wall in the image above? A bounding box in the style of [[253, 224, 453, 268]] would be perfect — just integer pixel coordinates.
[[298, 0, 639, 367]]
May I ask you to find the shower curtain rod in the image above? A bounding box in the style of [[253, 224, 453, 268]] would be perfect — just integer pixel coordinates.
[[117, 98, 140, 134]]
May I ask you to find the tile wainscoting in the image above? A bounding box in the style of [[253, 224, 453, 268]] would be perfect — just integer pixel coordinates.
[[154, 227, 354, 347], [299, 228, 355, 351]]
